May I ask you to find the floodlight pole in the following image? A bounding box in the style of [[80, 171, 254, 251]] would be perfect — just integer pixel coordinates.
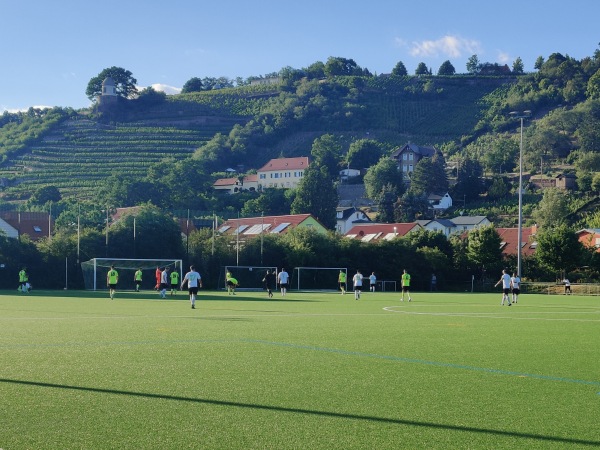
[[509, 110, 531, 279], [260, 211, 264, 265]]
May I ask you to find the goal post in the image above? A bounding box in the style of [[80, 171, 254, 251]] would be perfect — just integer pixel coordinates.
[[291, 267, 348, 291], [81, 258, 182, 291], [220, 266, 278, 291]]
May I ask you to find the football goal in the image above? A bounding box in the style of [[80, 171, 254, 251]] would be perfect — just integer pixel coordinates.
[[219, 266, 278, 291], [291, 267, 347, 291], [81, 258, 182, 291]]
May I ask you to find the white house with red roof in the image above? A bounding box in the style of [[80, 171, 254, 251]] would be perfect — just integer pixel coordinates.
[[344, 222, 422, 242], [257, 157, 309, 189], [576, 228, 600, 253], [213, 174, 258, 194]]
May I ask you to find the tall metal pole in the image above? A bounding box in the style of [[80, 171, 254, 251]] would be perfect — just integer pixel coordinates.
[[517, 116, 524, 279], [260, 211, 264, 265], [236, 212, 240, 266], [510, 111, 531, 279]]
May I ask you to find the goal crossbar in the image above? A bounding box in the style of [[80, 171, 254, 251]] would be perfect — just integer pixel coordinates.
[[81, 258, 182, 291]]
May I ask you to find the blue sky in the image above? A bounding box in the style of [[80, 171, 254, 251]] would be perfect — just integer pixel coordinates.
[[1, 0, 598, 112]]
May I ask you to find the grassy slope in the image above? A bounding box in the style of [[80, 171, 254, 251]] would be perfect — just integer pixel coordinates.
[[0, 77, 510, 200], [0, 289, 598, 449]]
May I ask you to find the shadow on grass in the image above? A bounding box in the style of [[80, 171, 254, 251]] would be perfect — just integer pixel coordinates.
[[1, 377, 597, 446]]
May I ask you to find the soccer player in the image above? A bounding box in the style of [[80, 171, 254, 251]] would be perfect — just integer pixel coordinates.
[[494, 269, 512, 306], [18, 267, 29, 293], [263, 269, 275, 298], [510, 272, 521, 304], [338, 270, 347, 295], [226, 271, 237, 295], [134, 268, 143, 292], [106, 265, 119, 300], [352, 270, 363, 300], [170, 269, 180, 296], [159, 267, 169, 298], [401, 269, 412, 302], [563, 278, 572, 295], [369, 272, 377, 292], [155, 267, 161, 291], [181, 265, 202, 309], [278, 268, 289, 296]]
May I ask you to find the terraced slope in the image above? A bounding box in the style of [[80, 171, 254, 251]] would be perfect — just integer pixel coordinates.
[[2, 116, 241, 198]]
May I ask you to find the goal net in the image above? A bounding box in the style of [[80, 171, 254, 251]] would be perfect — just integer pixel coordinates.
[[291, 267, 347, 291], [81, 258, 183, 291], [219, 266, 278, 291]]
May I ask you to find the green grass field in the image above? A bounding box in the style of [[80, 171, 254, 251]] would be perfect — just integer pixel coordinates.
[[1, 289, 599, 449]]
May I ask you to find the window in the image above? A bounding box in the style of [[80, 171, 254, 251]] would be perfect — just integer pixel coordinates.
[[243, 224, 270, 235], [270, 223, 291, 233], [408, 153, 414, 161], [402, 164, 408, 172], [259, 174, 266, 179], [403, 154, 408, 160], [235, 225, 249, 234], [217, 225, 231, 233], [33, 226, 42, 232]]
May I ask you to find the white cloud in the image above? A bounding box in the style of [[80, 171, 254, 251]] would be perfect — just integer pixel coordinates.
[[136, 84, 182, 95], [1, 105, 52, 113], [497, 51, 511, 64], [403, 35, 482, 59]]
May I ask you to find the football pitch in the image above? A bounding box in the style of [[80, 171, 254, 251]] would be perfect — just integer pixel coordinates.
[[1, 289, 599, 449]]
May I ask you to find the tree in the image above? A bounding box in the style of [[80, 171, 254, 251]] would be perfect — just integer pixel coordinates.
[[534, 56, 545, 70], [466, 225, 502, 276], [409, 152, 448, 196], [437, 60, 456, 76], [30, 185, 61, 205], [181, 77, 204, 93], [364, 157, 404, 199], [310, 134, 343, 181], [291, 166, 338, 229], [323, 57, 364, 77], [391, 61, 408, 77], [532, 188, 569, 229], [466, 55, 480, 74], [376, 184, 396, 223], [452, 157, 484, 202], [587, 68, 600, 100], [535, 224, 584, 275], [346, 139, 384, 170], [394, 191, 430, 222], [415, 62, 430, 75], [512, 57, 525, 74], [85, 66, 138, 101]]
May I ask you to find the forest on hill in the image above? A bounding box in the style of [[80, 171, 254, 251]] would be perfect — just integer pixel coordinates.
[[1, 50, 600, 288]]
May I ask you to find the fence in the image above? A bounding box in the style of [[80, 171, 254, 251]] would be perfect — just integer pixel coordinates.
[[521, 282, 600, 296]]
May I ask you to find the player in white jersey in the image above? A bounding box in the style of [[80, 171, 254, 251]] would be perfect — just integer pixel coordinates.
[[494, 269, 512, 306], [510, 273, 521, 304]]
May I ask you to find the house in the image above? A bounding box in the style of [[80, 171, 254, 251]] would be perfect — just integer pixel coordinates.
[[344, 222, 422, 242], [496, 225, 538, 257], [217, 214, 328, 246], [257, 157, 309, 189], [391, 143, 437, 176], [336, 207, 371, 234], [339, 168, 361, 181], [337, 184, 372, 208], [0, 211, 54, 241], [213, 174, 258, 194], [529, 173, 576, 190], [428, 192, 453, 210], [576, 228, 600, 252], [416, 218, 456, 237], [449, 215, 491, 233]]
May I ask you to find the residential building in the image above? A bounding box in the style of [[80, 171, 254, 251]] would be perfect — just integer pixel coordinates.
[[496, 225, 538, 257], [415, 219, 456, 237], [344, 222, 422, 242], [449, 215, 491, 233], [213, 174, 258, 194], [336, 207, 371, 234], [391, 143, 437, 176], [576, 228, 600, 252], [0, 211, 54, 241], [428, 192, 453, 210], [257, 157, 309, 189], [217, 214, 328, 247]]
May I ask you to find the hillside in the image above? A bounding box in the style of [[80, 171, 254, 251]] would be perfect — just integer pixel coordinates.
[[1, 75, 514, 202]]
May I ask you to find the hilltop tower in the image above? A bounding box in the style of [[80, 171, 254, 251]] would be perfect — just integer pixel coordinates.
[[97, 77, 118, 112]]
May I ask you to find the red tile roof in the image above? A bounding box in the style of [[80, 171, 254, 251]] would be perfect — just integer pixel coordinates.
[[258, 157, 309, 172], [496, 226, 538, 257], [345, 223, 421, 241]]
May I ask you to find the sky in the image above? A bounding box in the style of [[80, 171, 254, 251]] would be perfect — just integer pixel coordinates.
[[1, 0, 599, 112]]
